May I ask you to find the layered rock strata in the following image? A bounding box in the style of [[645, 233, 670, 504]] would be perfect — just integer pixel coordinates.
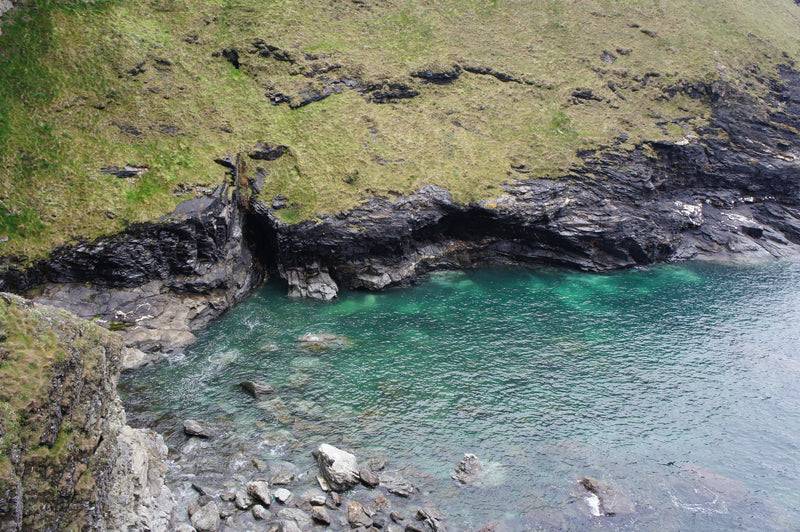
[[0, 185, 262, 365]]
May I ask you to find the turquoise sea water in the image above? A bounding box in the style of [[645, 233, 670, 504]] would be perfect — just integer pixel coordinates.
[[120, 262, 800, 530]]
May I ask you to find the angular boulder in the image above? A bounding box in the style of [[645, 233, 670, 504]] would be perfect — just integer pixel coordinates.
[[239, 380, 275, 398], [314, 443, 360, 491]]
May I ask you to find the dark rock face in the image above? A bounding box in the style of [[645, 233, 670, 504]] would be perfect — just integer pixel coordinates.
[[246, 71, 800, 299], [0, 185, 263, 357]]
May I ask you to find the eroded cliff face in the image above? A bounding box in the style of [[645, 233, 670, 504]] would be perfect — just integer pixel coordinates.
[[0, 293, 175, 531], [245, 71, 800, 299], [0, 185, 263, 362]]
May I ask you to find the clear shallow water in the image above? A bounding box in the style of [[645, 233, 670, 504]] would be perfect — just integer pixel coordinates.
[[120, 262, 800, 531]]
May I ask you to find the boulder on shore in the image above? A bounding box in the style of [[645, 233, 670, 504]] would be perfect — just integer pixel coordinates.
[[190, 501, 220, 532], [314, 443, 361, 491]]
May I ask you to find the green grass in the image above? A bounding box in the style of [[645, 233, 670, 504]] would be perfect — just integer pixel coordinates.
[[1, 0, 799, 259]]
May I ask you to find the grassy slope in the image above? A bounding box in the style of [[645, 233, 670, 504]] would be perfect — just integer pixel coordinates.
[[0, 0, 799, 260]]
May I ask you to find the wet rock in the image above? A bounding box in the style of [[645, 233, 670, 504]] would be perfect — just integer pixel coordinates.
[[348, 501, 374, 528], [311, 505, 331, 525], [578, 477, 636, 516], [240, 380, 275, 398], [277, 507, 313, 529], [183, 419, 215, 438], [273, 487, 292, 504], [327, 491, 343, 508], [247, 480, 272, 507], [390, 511, 405, 523], [451, 453, 484, 485], [219, 491, 235, 502], [373, 513, 389, 528], [360, 467, 380, 487], [386, 525, 403, 532], [175, 525, 196, 532], [234, 489, 253, 510], [297, 332, 347, 349], [278, 520, 303, 532], [252, 458, 269, 471], [416, 507, 446, 531], [368, 457, 387, 472], [282, 263, 338, 301], [381, 472, 414, 497], [252, 505, 271, 520], [270, 470, 295, 485], [315, 443, 361, 491], [192, 482, 212, 496], [190, 501, 221, 532]]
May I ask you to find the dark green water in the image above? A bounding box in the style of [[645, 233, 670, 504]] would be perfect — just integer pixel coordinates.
[[120, 262, 800, 531]]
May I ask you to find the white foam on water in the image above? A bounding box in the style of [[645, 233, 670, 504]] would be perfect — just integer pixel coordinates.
[[585, 493, 602, 517]]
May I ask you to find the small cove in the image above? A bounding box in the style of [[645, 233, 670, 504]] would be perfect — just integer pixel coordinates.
[[119, 262, 800, 530]]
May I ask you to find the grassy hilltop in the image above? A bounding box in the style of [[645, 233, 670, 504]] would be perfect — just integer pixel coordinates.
[[1, 0, 799, 261]]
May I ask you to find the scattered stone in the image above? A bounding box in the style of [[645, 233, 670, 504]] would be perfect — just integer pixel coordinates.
[[240, 380, 275, 398], [311, 505, 331, 525], [390, 511, 405, 523], [348, 501, 374, 528], [277, 507, 313, 529], [326, 491, 342, 509], [451, 453, 484, 485], [249, 141, 289, 161], [600, 50, 617, 63], [191, 482, 212, 496], [219, 506, 235, 519], [273, 487, 292, 504], [315, 443, 361, 491], [252, 505, 271, 520], [404, 524, 427, 532], [386, 525, 403, 532], [175, 525, 196, 532], [183, 419, 215, 438], [578, 477, 636, 516], [190, 501, 221, 532], [278, 520, 302, 532], [100, 165, 148, 178], [360, 467, 380, 487], [187, 501, 200, 516], [317, 475, 332, 492], [302, 488, 327, 506], [247, 480, 272, 507], [234, 489, 253, 510], [219, 491, 235, 502], [373, 513, 389, 528], [252, 458, 269, 471], [368, 457, 387, 472], [381, 472, 414, 497], [270, 470, 295, 485], [373, 495, 390, 512]]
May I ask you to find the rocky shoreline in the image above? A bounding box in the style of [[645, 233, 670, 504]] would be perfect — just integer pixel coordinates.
[[0, 67, 799, 530]]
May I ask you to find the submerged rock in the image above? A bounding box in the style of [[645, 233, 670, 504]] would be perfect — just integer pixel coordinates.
[[360, 466, 380, 487], [578, 477, 636, 516], [314, 443, 361, 491], [239, 380, 275, 398], [296, 332, 348, 350], [183, 419, 216, 439]]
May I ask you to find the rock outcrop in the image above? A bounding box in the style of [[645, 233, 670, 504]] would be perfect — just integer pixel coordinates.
[[0, 293, 175, 531], [1, 184, 263, 362], [245, 71, 800, 299]]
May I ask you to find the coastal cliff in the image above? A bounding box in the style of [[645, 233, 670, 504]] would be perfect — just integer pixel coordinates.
[[0, 293, 175, 531], [247, 72, 800, 299]]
